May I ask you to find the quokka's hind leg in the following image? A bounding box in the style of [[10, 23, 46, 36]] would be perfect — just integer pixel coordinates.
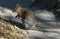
[[23, 16, 37, 30]]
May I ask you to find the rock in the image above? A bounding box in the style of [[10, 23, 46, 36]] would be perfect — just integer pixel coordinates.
[[0, 6, 23, 28], [34, 10, 55, 21], [30, 10, 59, 31], [18, 30, 60, 39], [0, 6, 17, 18]]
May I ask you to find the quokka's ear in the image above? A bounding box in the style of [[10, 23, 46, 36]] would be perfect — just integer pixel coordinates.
[[16, 3, 21, 8]]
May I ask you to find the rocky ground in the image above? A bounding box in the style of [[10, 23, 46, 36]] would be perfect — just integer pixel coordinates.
[[0, 6, 60, 39], [0, 0, 60, 39], [0, 19, 28, 39]]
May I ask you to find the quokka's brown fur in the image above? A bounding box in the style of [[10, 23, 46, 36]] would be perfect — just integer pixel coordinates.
[[13, 3, 37, 30]]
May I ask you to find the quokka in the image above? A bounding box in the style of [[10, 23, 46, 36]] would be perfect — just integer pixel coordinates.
[[13, 3, 37, 30]]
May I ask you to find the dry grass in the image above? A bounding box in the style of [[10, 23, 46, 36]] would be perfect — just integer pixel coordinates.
[[0, 19, 28, 39]]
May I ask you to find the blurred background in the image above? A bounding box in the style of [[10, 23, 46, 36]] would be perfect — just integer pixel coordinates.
[[0, 0, 60, 18]]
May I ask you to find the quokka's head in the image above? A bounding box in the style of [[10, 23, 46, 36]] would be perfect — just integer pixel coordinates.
[[15, 3, 22, 14]]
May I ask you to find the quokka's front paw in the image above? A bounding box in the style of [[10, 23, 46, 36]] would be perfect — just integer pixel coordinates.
[[16, 16, 22, 20]]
